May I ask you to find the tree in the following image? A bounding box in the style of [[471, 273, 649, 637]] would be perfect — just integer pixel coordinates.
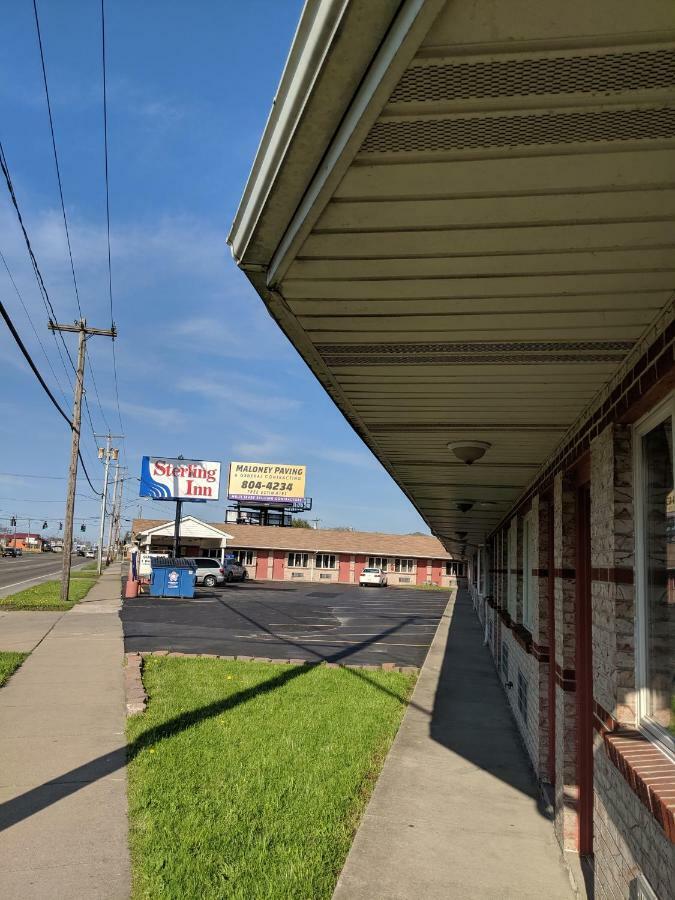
[[292, 518, 312, 528]]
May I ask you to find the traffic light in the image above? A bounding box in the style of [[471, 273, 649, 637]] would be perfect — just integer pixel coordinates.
[[10, 517, 16, 526], [42, 521, 48, 530], [59, 522, 63, 530], [80, 524, 86, 532]]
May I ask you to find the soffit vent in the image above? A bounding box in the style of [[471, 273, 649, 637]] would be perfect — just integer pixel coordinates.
[[390, 48, 675, 104], [361, 106, 675, 154], [317, 340, 635, 354], [322, 353, 630, 367]]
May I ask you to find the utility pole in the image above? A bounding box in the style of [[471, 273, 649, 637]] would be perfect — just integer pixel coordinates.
[[49, 319, 116, 603], [95, 434, 123, 575], [106, 465, 125, 563]]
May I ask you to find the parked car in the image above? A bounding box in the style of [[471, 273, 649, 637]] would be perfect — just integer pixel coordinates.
[[222, 557, 248, 582], [191, 557, 226, 588], [359, 567, 387, 587], [85, 549, 96, 559], [2, 547, 22, 558]]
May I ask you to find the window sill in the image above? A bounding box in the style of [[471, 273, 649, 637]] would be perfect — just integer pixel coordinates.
[[512, 624, 533, 654], [604, 729, 675, 843]]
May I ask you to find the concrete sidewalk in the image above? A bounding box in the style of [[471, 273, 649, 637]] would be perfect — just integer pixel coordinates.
[[0, 565, 130, 899], [0, 610, 64, 652], [333, 590, 574, 900]]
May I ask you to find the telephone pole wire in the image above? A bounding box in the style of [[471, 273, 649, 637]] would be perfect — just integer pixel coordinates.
[[49, 319, 116, 603]]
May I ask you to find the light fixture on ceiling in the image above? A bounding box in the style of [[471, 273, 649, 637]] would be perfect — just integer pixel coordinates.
[[456, 501, 474, 513], [455, 531, 468, 540], [447, 440, 491, 465]]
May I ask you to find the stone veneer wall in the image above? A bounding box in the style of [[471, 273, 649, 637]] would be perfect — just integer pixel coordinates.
[[590, 423, 674, 900], [594, 746, 675, 900], [553, 473, 579, 850]]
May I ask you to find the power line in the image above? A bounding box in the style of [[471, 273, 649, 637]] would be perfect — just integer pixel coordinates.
[[0, 138, 78, 403], [100, 0, 125, 462], [0, 247, 70, 408], [31, 1, 110, 454], [0, 296, 101, 497], [31, 0, 82, 319]]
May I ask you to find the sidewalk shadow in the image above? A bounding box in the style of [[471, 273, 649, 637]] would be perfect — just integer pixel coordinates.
[[429, 589, 552, 818], [0, 614, 424, 833]]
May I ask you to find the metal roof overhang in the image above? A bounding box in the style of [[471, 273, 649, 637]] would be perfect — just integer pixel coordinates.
[[228, 0, 675, 553]]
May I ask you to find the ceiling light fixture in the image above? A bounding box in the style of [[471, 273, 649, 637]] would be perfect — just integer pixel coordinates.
[[447, 440, 491, 465], [456, 501, 474, 513]]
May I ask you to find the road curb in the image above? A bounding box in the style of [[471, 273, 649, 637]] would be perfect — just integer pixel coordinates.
[[124, 651, 147, 716], [123, 650, 419, 702]]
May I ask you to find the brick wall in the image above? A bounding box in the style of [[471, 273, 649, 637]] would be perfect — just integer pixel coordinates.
[[594, 742, 675, 900]]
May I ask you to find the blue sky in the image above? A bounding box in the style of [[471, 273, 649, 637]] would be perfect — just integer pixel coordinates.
[[0, 0, 428, 537]]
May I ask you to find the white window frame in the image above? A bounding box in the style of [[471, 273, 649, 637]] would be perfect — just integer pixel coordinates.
[[394, 558, 414, 573], [634, 392, 675, 759], [287, 552, 308, 568], [368, 556, 388, 571], [522, 512, 534, 632], [315, 553, 336, 569], [233, 550, 254, 566], [507, 521, 518, 618]]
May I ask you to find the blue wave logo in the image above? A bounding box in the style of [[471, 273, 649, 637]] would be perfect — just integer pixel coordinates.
[[140, 457, 172, 499]]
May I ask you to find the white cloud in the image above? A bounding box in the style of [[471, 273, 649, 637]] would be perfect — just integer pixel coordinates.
[[307, 446, 378, 469], [177, 373, 300, 415]]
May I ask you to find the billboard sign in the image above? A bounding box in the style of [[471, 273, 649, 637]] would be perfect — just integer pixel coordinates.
[[140, 457, 221, 501], [228, 461, 306, 504]]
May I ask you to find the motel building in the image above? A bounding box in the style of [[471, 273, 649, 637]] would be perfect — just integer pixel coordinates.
[[131, 516, 466, 587], [226, 1, 675, 897]]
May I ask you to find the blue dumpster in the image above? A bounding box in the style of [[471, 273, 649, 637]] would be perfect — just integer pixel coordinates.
[[149, 557, 197, 598]]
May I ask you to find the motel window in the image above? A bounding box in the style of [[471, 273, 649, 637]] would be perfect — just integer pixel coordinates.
[[368, 557, 388, 571], [522, 513, 534, 632], [232, 550, 254, 566], [288, 552, 309, 568], [445, 560, 466, 577], [394, 558, 414, 573], [507, 522, 518, 618], [635, 396, 675, 754], [316, 553, 336, 569]]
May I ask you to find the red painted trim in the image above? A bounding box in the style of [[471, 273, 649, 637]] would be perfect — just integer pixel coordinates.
[[591, 567, 634, 584], [575, 484, 593, 856], [547, 498, 556, 785]]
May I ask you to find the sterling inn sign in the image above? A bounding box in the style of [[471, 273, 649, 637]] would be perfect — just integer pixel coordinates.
[[140, 456, 221, 501]]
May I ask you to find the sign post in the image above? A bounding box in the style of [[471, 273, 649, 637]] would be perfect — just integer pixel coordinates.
[[173, 499, 182, 557]]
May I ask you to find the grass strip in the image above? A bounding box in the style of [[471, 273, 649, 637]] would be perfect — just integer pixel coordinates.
[[0, 575, 97, 611], [127, 658, 415, 900], [0, 651, 28, 687]]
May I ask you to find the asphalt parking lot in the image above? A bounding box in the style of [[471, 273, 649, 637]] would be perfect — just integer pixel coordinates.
[[121, 580, 449, 667]]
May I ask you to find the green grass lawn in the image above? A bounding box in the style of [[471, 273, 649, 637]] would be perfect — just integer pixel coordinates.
[[0, 568, 98, 611], [127, 658, 416, 900], [0, 651, 28, 687]]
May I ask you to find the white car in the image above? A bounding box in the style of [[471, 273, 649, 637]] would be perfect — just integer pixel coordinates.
[[359, 567, 387, 587]]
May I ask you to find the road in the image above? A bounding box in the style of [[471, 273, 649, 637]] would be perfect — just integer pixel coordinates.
[[122, 580, 449, 667], [0, 553, 88, 599]]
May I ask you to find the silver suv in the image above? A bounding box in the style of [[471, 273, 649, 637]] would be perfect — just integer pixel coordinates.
[[191, 558, 225, 588], [222, 557, 248, 582]]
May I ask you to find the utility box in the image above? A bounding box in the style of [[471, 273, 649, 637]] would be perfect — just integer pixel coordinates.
[[149, 557, 196, 599]]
